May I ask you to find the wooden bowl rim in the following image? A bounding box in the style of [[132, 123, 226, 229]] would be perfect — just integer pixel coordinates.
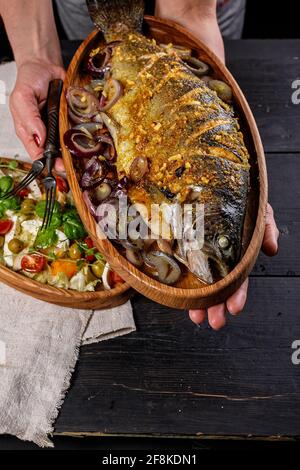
[[60, 15, 268, 305]]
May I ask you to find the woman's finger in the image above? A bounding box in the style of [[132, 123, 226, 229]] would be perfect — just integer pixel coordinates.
[[207, 303, 226, 330], [189, 309, 206, 325], [10, 86, 46, 160], [226, 278, 249, 315], [14, 124, 44, 161], [262, 203, 279, 256]]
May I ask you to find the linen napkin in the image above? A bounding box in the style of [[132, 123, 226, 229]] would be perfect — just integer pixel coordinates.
[[0, 61, 136, 447]]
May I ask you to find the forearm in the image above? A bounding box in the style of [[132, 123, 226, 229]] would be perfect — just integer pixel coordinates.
[[155, 0, 224, 62], [155, 0, 218, 23], [0, 0, 62, 67]]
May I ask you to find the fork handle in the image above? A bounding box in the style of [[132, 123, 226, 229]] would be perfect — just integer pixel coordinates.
[[44, 79, 63, 157]]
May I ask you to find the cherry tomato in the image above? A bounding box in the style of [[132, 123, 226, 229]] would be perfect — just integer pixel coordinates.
[[21, 254, 46, 273], [109, 271, 124, 286], [56, 176, 69, 193], [18, 188, 30, 198], [50, 260, 78, 279], [84, 237, 94, 249], [0, 219, 13, 235], [84, 236, 96, 262]]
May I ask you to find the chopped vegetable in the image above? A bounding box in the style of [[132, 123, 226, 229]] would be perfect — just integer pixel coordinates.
[[91, 260, 105, 278], [0, 196, 20, 218], [8, 238, 24, 254], [83, 236, 96, 262], [0, 219, 13, 235], [18, 188, 30, 198], [34, 228, 58, 249], [68, 243, 82, 260], [63, 212, 86, 240], [50, 259, 78, 279], [21, 253, 46, 273], [35, 200, 61, 219], [0, 176, 13, 196], [20, 198, 36, 215], [56, 176, 69, 193], [207, 79, 232, 103]]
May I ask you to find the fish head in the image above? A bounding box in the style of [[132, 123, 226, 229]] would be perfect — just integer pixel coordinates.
[[176, 187, 245, 284]]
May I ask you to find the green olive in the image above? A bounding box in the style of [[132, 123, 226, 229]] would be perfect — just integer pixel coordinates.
[[91, 260, 105, 278], [0, 236, 4, 248], [21, 198, 36, 215], [208, 79, 232, 103], [8, 238, 24, 254], [68, 243, 82, 260]]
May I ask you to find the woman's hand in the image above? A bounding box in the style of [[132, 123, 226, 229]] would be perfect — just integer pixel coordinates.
[[189, 204, 280, 330], [9, 61, 66, 170], [155, 0, 225, 63]]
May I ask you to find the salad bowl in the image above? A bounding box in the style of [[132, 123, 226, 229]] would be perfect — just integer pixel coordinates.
[[0, 158, 132, 309]]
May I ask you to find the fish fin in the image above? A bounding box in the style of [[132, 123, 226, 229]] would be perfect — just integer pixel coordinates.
[[86, 0, 144, 40]]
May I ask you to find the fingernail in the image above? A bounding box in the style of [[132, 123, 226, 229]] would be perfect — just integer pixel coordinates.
[[33, 134, 41, 146]]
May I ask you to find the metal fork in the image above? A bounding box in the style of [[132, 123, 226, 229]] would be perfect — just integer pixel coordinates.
[[40, 79, 63, 230], [0, 157, 46, 200]]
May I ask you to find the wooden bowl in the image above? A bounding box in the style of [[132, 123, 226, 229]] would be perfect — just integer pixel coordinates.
[[0, 158, 132, 309], [60, 16, 267, 310]]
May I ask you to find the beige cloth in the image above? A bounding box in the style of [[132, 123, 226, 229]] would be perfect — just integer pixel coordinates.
[[0, 62, 136, 447]]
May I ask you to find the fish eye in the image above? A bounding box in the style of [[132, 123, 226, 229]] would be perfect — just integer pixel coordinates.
[[217, 235, 231, 250]]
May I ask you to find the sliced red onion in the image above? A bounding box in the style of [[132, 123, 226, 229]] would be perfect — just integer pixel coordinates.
[[126, 248, 143, 267], [66, 87, 99, 120], [73, 122, 103, 136], [68, 107, 90, 124], [99, 79, 123, 112], [83, 190, 96, 217], [86, 48, 111, 77], [143, 251, 181, 285], [100, 112, 118, 143], [96, 133, 116, 160], [157, 239, 173, 256], [81, 156, 107, 189], [63, 129, 102, 158], [183, 57, 210, 77]]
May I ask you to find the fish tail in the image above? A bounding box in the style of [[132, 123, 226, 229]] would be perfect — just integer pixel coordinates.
[[86, 0, 144, 40]]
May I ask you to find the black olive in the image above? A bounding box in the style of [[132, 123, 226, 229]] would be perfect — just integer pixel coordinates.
[[160, 188, 175, 199], [175, 166, 185, 178]]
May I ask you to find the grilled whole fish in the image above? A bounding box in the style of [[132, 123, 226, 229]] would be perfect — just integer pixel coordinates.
[[86, 0, 250, 284]]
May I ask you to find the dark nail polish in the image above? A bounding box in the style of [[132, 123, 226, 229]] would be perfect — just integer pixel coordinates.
[[33, 134, 41, 146]]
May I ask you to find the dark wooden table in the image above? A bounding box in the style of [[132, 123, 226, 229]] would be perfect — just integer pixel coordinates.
[[2, 39, 300, 450]]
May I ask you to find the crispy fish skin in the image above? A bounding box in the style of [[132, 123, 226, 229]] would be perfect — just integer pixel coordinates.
[[108, 33, 249, 200], [86, 0, 250, 283]]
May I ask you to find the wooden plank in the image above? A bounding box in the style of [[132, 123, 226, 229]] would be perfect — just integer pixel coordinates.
[[254, 154, 300, 276], [225, 40, 300, 153], [55, 277, 300, 437]]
